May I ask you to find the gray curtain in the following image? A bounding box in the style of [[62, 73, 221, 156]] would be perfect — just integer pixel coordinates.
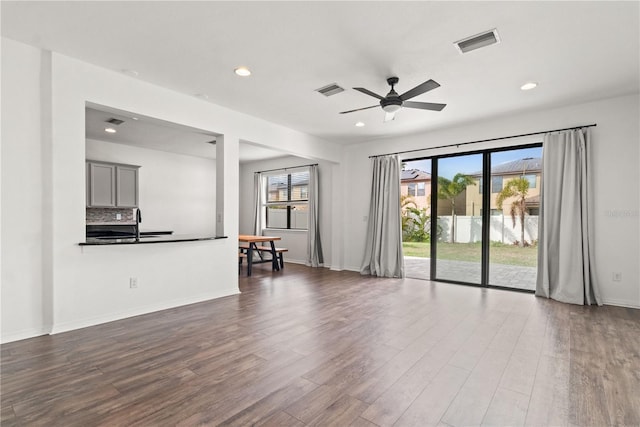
[[360, 155, 404, 278], [536, 128, 601, 305], [252, 172, 264, 235], [306, 165, 324, 267]]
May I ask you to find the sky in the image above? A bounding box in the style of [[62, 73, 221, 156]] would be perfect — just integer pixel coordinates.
[[404, 146, 543, 179]]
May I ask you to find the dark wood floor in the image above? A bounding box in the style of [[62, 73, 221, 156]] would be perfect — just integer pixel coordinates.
[[2, 263, 639, 426]]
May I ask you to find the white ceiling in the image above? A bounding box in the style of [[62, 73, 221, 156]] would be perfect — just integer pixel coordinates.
[[86, 105, 218, 159], [3, 1, 639, 146], [85, 104, 288, 162]]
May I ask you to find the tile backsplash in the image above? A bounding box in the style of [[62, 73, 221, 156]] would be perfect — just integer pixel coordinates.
[[86, 207, 134, 224]]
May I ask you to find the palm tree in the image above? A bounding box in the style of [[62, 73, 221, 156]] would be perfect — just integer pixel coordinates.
[[401, 194, 417, 210], [496, 177, 530, 247], [400, 195, 417, 238], [437, 174, 475, 243]]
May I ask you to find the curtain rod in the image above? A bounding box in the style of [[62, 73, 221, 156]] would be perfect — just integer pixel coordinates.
[[254, 163, 318, 174], [369, 123, 597, 158]]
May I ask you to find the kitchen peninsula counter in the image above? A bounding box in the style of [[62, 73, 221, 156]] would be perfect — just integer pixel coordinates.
[[80, 234, 227, 246]]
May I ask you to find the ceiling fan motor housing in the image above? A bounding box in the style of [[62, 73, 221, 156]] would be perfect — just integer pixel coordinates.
[[381, 77, 402, 111], [380, 96, 402, 111]]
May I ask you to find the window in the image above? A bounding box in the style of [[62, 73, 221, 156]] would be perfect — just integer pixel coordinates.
[[407, 183, 416, 196], [265, 170, 309, 229], [417, 182, 425, 196], [524, 174, 536, 188], [491, 176, 503, 193]]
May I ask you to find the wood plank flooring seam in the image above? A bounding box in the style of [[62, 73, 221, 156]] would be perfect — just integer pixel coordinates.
[[283, 408, 308, 425]]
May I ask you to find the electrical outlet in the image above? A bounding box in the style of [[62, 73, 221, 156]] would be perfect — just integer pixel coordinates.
[[116, 213, 122, 220], [612, 272, 622, 282], [129, 277, 138, 288]]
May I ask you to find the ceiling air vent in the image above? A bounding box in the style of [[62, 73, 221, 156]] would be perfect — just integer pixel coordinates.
[[315, 83, 345, 97], [105, 118, 125, 125], [454, 29, 500, 54]]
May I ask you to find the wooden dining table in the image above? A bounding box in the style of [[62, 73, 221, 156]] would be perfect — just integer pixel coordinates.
[[238, 234, 282, 276]]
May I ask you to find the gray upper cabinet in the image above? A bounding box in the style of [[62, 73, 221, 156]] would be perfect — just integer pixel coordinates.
[[116, 166, 139, 207], [86, 161, 139, 208]]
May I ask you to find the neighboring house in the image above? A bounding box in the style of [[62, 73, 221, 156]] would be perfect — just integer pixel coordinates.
[[266, 173, 309, 202], [466, 157, 542, 216], [400, 169, 431, 211], [400, 169, 465, 216]]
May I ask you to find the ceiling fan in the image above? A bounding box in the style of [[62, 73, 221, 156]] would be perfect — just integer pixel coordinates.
[[340, 77, 446, 122]]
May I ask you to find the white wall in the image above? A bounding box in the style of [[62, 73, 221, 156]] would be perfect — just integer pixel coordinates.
[[1, 39, 45, 340], [1, 38, 343, 342], [239, 155, 335, 266], [86, 139, 216, 235], [344, 93, 640, 308]]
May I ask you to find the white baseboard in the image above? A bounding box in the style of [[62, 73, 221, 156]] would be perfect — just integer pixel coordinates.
[[1, 327, 49, 344], [284, 259, 333, 269], [602, 298, 640, 309], [49, 288, 240, 335]]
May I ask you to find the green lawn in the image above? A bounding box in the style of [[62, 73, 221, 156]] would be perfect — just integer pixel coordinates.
[[402, 241, 538, 267]]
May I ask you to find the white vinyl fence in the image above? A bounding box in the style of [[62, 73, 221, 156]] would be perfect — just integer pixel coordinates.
[[438, 215, 539, 245]]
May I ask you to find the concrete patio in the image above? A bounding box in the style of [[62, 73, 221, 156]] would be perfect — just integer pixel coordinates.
[[404, 256, 536, 291]]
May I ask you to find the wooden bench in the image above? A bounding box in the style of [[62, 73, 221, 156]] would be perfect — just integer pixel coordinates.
[[239, 244, 288, 269], [238, 251, 247, 273]]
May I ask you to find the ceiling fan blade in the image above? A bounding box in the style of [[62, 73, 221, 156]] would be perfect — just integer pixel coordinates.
[[384, 111, 396, 122], [339, 105, 379, 114], [400, 79, 440, 101], [403, 101, 447, 111], [353, 87, 384, 100]]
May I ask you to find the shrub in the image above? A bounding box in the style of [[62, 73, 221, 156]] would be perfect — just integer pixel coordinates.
[[402, 207, 432, 242]]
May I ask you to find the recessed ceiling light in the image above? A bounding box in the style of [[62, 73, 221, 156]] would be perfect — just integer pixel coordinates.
[[355, 122, 365, 127], [520, 82, 538, 91], [234, 66, 251, 77], [104, 127, 117, 133], [131, 117, 139, 121]]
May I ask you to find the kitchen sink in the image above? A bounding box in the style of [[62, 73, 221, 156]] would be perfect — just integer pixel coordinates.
[[93, 234, 162, 240]]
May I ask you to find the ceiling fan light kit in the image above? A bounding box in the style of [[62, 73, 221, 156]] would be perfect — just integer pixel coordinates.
[[340, 76, 446, 120], [234, 66, 251, 77]]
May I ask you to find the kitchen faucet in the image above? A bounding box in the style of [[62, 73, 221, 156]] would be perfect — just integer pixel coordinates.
[[135, 208, 142, 240]]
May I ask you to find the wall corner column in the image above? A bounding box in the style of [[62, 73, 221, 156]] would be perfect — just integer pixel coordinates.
[[215, 133, 239, 239]]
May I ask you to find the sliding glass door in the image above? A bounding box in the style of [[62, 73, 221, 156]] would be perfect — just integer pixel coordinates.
[[487, 147, 542, 290], [434, 154, 483, 284], [400, 160, 432, 281], [402, 144, 542, 291]]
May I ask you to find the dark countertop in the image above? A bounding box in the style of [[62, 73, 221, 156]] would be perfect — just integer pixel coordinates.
[[80, 234, 227, 246]]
